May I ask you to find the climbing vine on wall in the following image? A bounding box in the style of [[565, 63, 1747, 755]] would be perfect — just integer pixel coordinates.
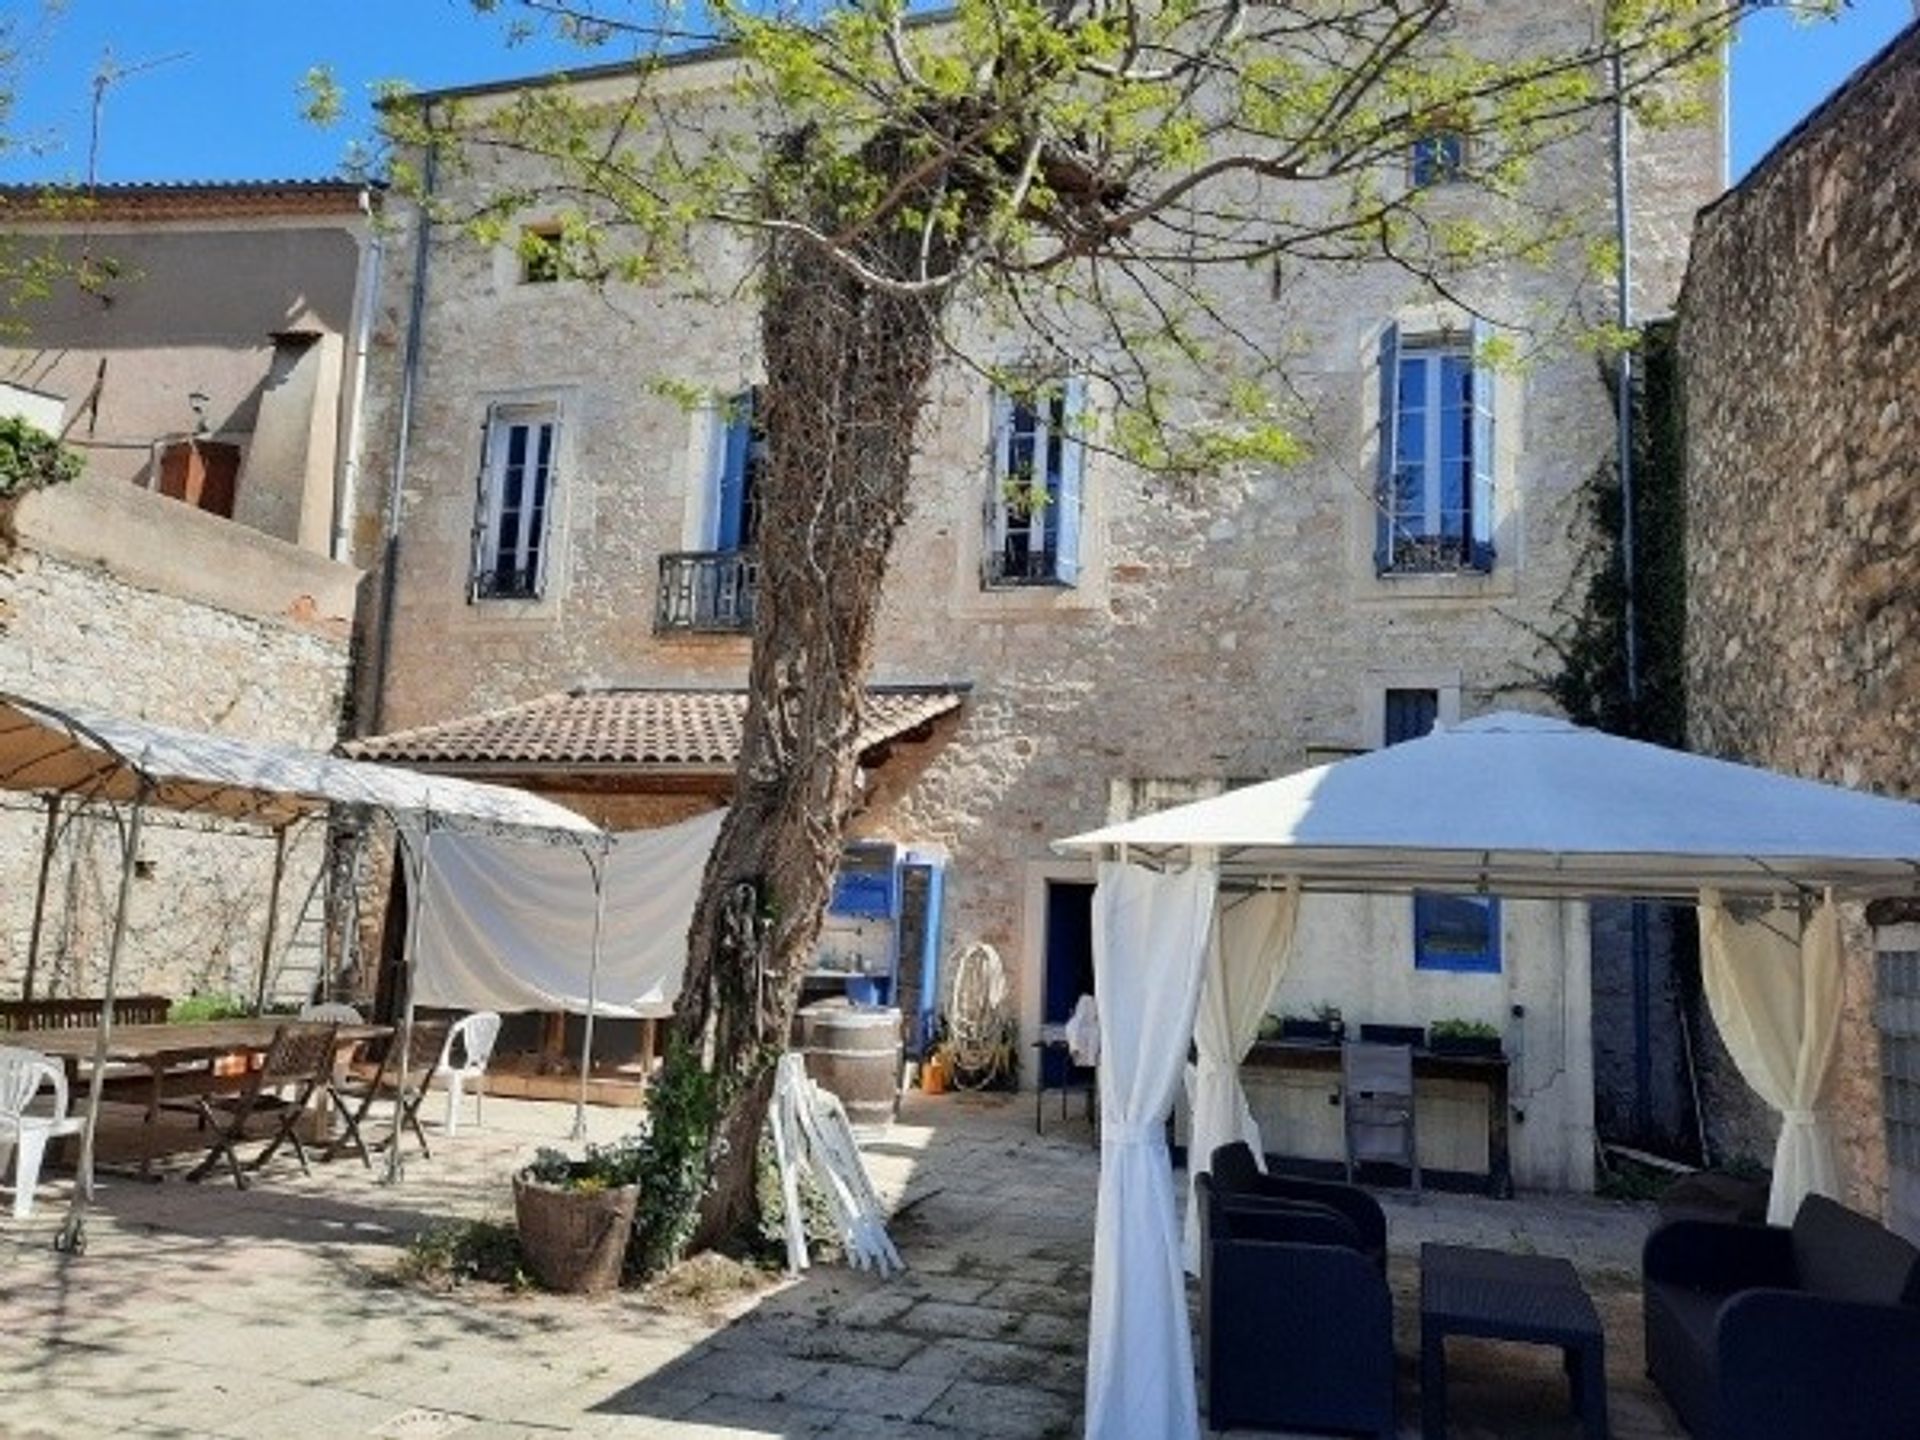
[[1536, 324, 1687, 747], [0, 415, 82, 565]]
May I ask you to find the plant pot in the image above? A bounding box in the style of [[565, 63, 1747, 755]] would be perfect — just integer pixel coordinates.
[[922, 1052, 949, 1095], [513, 1173, 639, 1295], [1429, 1034, 1503, 1059], [1279, 1018, 1343, 1045]]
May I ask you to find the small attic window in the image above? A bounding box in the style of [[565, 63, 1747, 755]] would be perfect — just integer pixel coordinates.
[[520, 225, 564, 284]]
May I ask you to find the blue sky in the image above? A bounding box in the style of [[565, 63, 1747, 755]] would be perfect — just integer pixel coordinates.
[[2, 1, 1913, 185]]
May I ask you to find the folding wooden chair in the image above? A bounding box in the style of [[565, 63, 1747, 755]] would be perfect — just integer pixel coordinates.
[[185, 1023, 338, 1188], [328, 1019, 449, 1165]]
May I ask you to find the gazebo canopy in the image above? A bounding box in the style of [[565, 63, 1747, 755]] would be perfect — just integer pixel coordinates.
[[1059, 712, 1920, 901], [0, 692, 604, 845]]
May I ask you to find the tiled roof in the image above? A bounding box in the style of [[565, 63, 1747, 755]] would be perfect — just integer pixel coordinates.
[[0, 180, 376, 223], [345, 684, 968, 772]]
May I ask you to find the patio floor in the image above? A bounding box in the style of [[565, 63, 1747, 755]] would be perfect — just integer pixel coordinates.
[[0, 1091, 1686, 1438]]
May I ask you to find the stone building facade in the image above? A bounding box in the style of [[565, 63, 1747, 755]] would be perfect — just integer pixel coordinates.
[[353, 6, 1720, 1189], [0, 181, 374, 1007], [1679, 22, 1919, 1215]]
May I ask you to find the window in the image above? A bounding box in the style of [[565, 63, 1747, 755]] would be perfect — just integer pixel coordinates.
[[470, 404, 559, 601], [154, 439, 241, 519], [1410, 132, 1467, 188], [713, 387, 766, 552], [1384, 688, 1440, 747], [520, 225, 563, 284], [1375, 321, 1495, 575], [985, 377, 1087, 588], [1381, 688, 1496, 971], [1413, 893, 1502, 973]]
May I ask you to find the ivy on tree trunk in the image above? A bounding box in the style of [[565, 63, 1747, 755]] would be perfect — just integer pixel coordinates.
[[637, 123, 957, 1269]]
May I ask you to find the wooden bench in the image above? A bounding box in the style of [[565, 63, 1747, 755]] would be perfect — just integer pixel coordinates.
[[0, 995, 173, 1033]]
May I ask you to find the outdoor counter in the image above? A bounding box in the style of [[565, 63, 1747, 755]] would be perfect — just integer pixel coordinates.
[[1242, 1038, 1512, 1198]]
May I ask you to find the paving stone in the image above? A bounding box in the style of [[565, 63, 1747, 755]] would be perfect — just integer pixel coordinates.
[[893, 1300, 1028, 1342], [920, 1378, 1080, 1438], [788, 1359, 952, 1419]]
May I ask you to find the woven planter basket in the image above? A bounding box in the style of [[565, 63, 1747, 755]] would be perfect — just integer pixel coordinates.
[[513, 1172, 639, 1295]]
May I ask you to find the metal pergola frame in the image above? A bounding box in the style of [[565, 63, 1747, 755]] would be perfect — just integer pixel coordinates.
[[0, 691, 613, 1255]]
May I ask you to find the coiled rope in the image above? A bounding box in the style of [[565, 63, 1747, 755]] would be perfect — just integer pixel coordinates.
[[945, 941, 1013, 1090]]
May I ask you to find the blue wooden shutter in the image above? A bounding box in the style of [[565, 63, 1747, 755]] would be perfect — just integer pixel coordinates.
[[467, 405, 499, 603], [1469, 318, 1497, 571], [715, 389, 753, 552], [1375, 323, 1400, 573], [1053, 376, 1087, 586]]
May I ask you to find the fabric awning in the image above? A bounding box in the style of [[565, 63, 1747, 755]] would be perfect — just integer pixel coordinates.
[[0, 692, 604, 844], [415, 810, 722, 1017], [1058, 712, 1920, 900]]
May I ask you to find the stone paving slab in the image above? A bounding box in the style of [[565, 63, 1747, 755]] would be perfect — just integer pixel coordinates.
[[0, 1090, 1687, 1439]]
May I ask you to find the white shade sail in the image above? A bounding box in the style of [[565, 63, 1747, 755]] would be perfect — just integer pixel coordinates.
[[416, 811, 723, 1017], [1059, 712, 1920, 900], [0, 692, 605, 843]]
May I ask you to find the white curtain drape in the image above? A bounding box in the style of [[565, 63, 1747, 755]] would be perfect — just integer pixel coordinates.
[[1181, 881, 1301, 1274], [416, 811, 723, 1016], [1084, 858, 1218, 1440], [1699, 887, 1845, 1225]]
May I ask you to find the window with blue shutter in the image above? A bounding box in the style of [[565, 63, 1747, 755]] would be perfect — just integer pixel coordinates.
[[1410, 133, 1466, 188], [714, 387, 765, 552], [985, 377, 1087, 588], [1376, 327, 1495, 576], [1414, 893, 1502, 973], [1384, 688, 1439, 747], [471, 403, 559, 601]]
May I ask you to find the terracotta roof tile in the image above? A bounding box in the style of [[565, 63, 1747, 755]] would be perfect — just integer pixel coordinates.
[[345, 685, 966, 771]]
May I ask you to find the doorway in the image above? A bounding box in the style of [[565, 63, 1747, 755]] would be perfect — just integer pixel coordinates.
[[1042, 880, 1096, 1088]]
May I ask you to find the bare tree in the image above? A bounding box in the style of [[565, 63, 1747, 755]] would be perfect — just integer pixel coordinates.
[[375, 0, 1801, 1266]]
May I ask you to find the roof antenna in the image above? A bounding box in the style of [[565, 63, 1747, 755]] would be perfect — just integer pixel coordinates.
[[86, 47, 190, 191]]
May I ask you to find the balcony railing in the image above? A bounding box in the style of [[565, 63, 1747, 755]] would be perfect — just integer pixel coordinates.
[[656, 549, 757, 633], [984, 542, 1066, 588]]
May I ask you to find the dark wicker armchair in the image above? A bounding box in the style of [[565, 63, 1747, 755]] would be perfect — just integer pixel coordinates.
[[1197, 1172, 1396, 1438], [1210, 1140, 1389, 1270], [1643, 1193, 1920, 1440]]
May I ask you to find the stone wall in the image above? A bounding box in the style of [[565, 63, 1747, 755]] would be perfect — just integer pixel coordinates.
[[351, 3, 1720, 1172], [1679, 25, 1920, 1214], [0, 481, 358, 1006]]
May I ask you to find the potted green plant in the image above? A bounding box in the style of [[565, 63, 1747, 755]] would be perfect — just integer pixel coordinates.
[[512, 1138, 642, 1294], [1279, 1003, 1344, 1045], [1429, 1018, 1503, 1058]]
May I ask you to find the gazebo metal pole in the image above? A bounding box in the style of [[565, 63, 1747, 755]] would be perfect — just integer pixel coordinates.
[[21, 794, 61, 1002], [571, 846, 611, 1141], [57, 783, 148, 1256], [252, 825, 292, 1015], [383, 816, 429, 1185]]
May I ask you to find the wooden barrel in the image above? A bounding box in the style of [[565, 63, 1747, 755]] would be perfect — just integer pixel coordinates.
[[801, 1002, 902, 1134]]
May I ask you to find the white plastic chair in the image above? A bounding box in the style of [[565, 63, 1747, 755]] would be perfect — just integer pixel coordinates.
[[0, 1045, 86, 1219], [299, 1002, 364, 1024], [435, 1012, 501, 1136]]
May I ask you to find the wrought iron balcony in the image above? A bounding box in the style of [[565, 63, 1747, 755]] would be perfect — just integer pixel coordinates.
[[474, 566, 543, 601], [1379, 532, 1491, 576], [984, 542, 1066, 588], [656, 549, 757, 634]]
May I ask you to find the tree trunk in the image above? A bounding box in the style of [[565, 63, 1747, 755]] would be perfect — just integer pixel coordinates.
[[654, 127, 959, 1262]]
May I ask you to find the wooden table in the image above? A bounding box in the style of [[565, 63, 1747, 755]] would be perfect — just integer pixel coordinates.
[[1243, 1038, 1513, 1197], [31, 1020, 391, 1168]]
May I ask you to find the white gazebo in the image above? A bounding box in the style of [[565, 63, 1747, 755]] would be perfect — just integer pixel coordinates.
[[1056, 712, 1920, 1440]]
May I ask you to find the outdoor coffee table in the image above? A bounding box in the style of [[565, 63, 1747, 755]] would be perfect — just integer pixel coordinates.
[[1419, 1242, 1608, 1440]]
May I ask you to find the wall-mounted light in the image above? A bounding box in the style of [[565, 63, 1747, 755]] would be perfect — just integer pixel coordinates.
[[188, 391, 210, 436]]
